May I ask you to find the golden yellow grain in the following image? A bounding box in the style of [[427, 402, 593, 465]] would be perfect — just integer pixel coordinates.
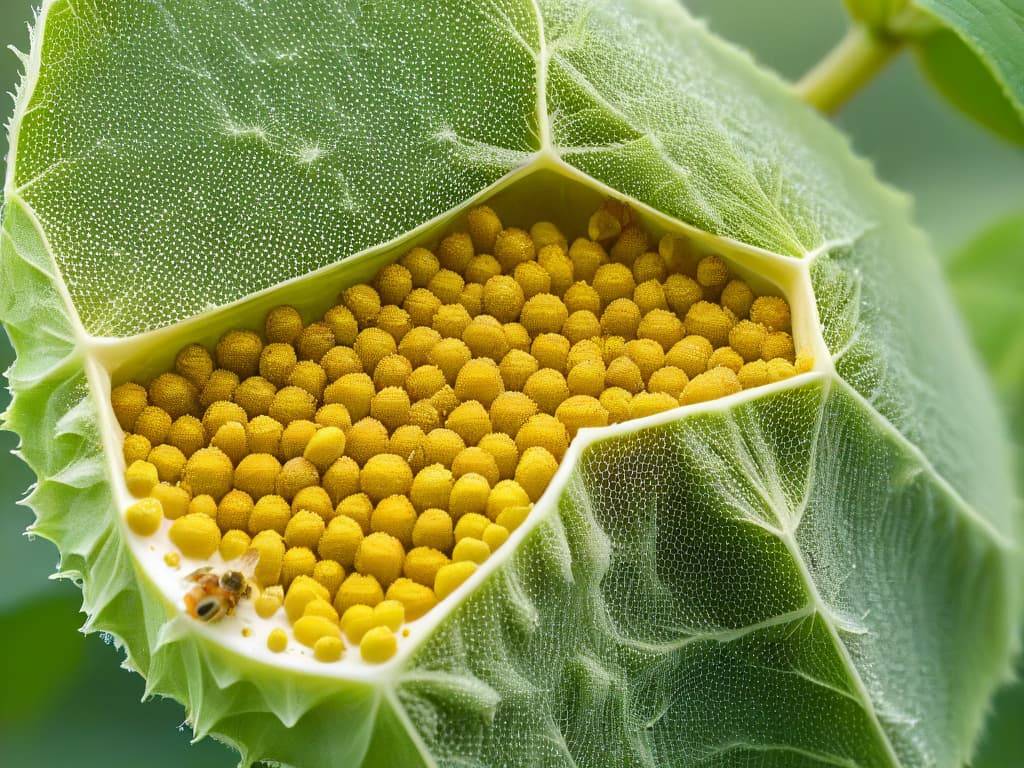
[[515, 446, 559, 502], [174, 344, 215, 390], [410, 464, 455, 512], [600, 298, 642, 339], [133, 405, 173, 445], [374, 263, 414, 307], [318, 515, 364, 568], [411, 508, 454, 552], [265, 305, 304, 345], [403, 547, 451, 589], [323, 304, 359, 346], [680, 367, 742, 405], [216, 330, 263, 378], [216, 488, 253, 532], [166, 415, 205, 458], [749, 295, 791, 332], [445, 400, 492, 447], [462, 315, 509, 362], [466, 205, 502, 253]]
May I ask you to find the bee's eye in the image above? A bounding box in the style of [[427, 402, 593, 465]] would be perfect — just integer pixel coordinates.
[[196, 597, 222, 622]]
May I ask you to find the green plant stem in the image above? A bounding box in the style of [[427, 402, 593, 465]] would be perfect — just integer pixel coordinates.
[[795, 24, 904, 114]]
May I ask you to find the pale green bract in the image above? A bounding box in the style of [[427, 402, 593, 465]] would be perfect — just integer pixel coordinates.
[[1, 1, 1019, 767]]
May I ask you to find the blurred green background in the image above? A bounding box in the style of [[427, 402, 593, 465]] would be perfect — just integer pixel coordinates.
[[0, 1, 1021, 765]]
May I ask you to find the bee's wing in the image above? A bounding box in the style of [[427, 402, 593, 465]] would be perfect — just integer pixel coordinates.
[[234, 548, 261, 578]]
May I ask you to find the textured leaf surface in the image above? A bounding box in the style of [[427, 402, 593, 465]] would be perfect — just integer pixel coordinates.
[[1, 1, 1019, 767], [913, 0, 1024, 136]]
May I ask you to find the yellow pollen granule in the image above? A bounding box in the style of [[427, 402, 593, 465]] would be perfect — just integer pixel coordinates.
[[629, 392, 679, 419], [264, 305, 304, 345], [405, 365, 447, 402], [452, 537, 490, 564], [251, 530, 285, 587], [454, 358, 504, 409], [318, 515, 364, 568], [634, 279, 668, 314], [284, 510, 327, 550], [696, 255, 730, 290], [452, 447, 500, 486], [707, 347, 745, 374], [446, 401, 492, 447], [489, 392, 538, 438], [216, 330, 263, 379], [605, 356, 644, 394], [323, 304, 359, 347], [513, 261, 551, 299], [353, 327, 398, 376], [637, 309, 686, 351], [503, 322, 531, 353], [600, 298, 642, 339], [150, 483, 190, 521], [633, 252, 667, 284], [411, 508, 454, 552], [370, 496, 417, 549], [429, 338, 473, 385], [148, 373, 199, 420], [663, 274, 703, 316], [202, 400, 248, 436], [681, 367, 743, 405], [335, 573, 384, 614], [267, 628, 288, 653], [410, 464, 455, 513], [761, 331, 796, 363], [291, 486, 333, 520], [276, 457, 320, 502], [516, 413, 569, 461], [728, 320, 768, 362], [462, 315, 509, 362], [593, 263, 636, 308], [432, 303, 472, 340], [342, 284, 382, 328], [434, 561, 477, 601], [359, 454, 413, 504], [133, 406, 172, 445], [720, 279, 754, 318], [386, 579, 438, 620], [555, 395, 609, 438], [563, 282, 601, 315], [408, 401, 441, 434], [182, 447, 234, 501], [684, 301, 735, 348], [169, 513, 221, 559], [403, 548, 450, 589], [374, 263, 414, 307], [449, 473, 491, 520], [749, 295, 791, 332], [189, 494, 218, 519], [486, 480, 531, 522], [427, 269, 465, 305], [360, 625, 398, 663], [537, 244, 575, 296], [422, 428, 466, 468], [255, 586, 284, 619], [520, 294, 569, 337], [493, 227, 535, 272], [248, 494, 291, 535], [370, 386, 411, 432], [465, 254, 502, 284], [498, 349, 539, 391], [175, 344, 215, 390], [666, 336, 714, 379], [610, 224, 649, 265], [515, 446, 559, 502], [355, 532, 405, 587], [568, 238, 605, 283], [647, 366, 689, 399], [166, 415, 205, 458], [199, 369, 239, 410], [281, 546, 317, 588], [209, 421, 247, 466], [233, 453, 281, 500], [466, 205, 502, 253], [482, 275, 525, 324], [562, 310, 601, 345], [314, 636, 345, 663], [259, 343, 297, 387], [345, 418, 390, 466], [454, 513, 489, 542], [400, 247, 440, 289], [523, 369, 569, 415], [125, 498, 163, 536], [219, 529, 251, 561], [216, 489, 254, 532], [125, 460, 160, 498], [477, 431, 519, 481], [599, 387, 633, 423]]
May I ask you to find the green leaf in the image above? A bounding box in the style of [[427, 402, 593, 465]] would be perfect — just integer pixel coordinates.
[[842, 0, 1024, 142], [914, 28, 1024, 145], [948, 211, 1024, 442], [0, 1, 1019, 767], [913, 1, 1024, 134]]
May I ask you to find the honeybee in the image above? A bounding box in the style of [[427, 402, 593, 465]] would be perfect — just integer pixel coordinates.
[[183, 549, 259, 623]]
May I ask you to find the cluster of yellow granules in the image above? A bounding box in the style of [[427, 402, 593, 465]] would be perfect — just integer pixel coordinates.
[[113, 199, 808, 664]]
